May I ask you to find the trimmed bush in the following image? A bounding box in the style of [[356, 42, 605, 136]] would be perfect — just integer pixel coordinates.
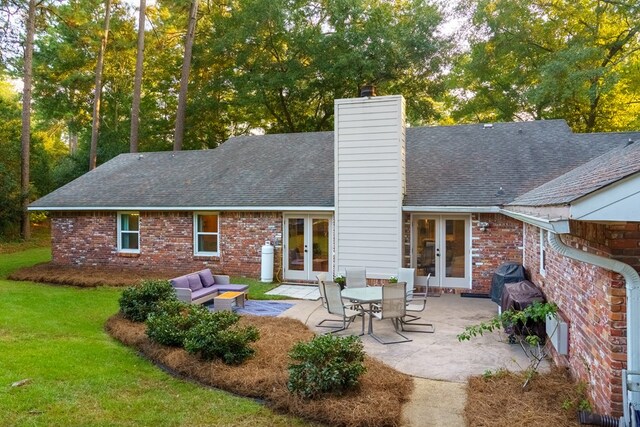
[[287, 334, 366, 399], [119, 279, 176, 322], [146, 300, 208, 347], [183, 310, 260, 365]]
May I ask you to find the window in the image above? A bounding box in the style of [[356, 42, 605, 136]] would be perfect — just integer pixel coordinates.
[[194, 213, 219, 255], [118, 212, 140, 253], [539, 229, 547, 276]]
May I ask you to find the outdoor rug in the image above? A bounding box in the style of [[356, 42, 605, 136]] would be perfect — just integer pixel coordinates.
[[265, 284, 320, 300], [205, 300, 294, 317]]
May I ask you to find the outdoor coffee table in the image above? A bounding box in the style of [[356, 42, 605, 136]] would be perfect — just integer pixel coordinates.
[[213, 291, 246, 312]]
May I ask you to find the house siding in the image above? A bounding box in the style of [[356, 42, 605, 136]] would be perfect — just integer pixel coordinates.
[[334, 95, 405, 278], [50, 211, 282, 278], [523, 221, 640, 416]]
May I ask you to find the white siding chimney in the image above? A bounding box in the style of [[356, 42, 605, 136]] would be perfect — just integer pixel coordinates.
[[334, 95, 406, 279]]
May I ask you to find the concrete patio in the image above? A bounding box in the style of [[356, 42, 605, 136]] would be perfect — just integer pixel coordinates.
[[279, 293, 547, 383]]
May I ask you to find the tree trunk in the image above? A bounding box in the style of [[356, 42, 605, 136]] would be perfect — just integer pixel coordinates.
[[89, 0, 112, 170], [130, 0, 146, 153], [69, 131, 78, 154], [20, 0, 36, 240], [173, 0, 198, 151]]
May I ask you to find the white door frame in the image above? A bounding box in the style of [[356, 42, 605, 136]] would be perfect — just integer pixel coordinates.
[[283, 213, 333, 282], [411, 214, 471, 289]]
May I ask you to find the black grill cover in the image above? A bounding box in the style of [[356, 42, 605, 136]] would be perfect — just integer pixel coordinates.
[[501, 280, 544, 312], [490, 262, 526, 304]]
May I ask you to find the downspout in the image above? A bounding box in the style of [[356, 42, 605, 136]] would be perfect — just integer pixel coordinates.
[[547, 232, 640, 422]]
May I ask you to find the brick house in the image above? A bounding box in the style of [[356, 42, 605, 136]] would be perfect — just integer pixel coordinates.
[[30, 94, 640, 417]]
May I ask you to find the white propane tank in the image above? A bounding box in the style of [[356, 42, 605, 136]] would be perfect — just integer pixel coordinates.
[[261, 241, 274, 282]]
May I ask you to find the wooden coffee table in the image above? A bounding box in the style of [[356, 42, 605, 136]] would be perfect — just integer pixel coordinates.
[[213, 291, 246, 312]]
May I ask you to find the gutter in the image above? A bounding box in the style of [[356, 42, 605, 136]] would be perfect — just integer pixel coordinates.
[[500, 208, 570, 233], [547, 232, 640, 423], [27, 206, 336, 212]]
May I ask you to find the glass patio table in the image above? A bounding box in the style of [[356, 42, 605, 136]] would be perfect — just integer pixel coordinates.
[[341, 287, 383, 335]]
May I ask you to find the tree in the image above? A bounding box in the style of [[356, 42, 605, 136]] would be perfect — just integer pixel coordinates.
[[450, 0, 640, 132], [20, 0, 36, 239], [89, 0, 112, 170], [0, 79, 23, 239], [129, 0, 145, 153], [173, 0, 197, 151], [165, 0, 449, 149]]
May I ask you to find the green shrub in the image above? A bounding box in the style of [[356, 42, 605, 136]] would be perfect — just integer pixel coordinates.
[[119, 279, 176, 322], [287, 334, 366, 399], [183, 311, 260, 365], [146, 300, 208, 347]]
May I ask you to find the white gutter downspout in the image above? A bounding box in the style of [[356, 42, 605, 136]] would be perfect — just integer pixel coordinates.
[[547, 232, 640, 420]]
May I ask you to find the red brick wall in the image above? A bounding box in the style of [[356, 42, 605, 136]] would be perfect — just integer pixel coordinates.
[[471, 213, 524, 293], [51, 211, 283, 277], [523, 221, 640, 416]]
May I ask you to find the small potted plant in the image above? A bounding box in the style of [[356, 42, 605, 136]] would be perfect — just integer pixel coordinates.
[[334, 274, 346, 290], [388, 276, 398, 284]]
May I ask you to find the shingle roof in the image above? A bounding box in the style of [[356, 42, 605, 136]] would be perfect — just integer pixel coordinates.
[[404, 122, 635, 206], [30, 120, 637, 210], [509, 137, 640, 206], [30, 132, 335, 208]]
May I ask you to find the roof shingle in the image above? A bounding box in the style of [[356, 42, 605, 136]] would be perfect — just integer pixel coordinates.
[[30, 120, 638, 210]]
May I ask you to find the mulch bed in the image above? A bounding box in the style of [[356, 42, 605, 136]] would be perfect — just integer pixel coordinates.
[[106, 313, 414, 427], [9, 262, 179, 287], [465, 368, 584, 427]]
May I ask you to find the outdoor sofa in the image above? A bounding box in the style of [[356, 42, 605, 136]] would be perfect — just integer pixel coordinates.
[[169, 269, 249, 305]]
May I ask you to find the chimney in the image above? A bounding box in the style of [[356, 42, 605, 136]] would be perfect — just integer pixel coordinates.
[[334, 94, 406, 279], [359, 84, 377, 97]]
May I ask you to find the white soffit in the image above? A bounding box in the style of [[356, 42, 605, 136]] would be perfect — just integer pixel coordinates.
[[571, 172, 640, 222]]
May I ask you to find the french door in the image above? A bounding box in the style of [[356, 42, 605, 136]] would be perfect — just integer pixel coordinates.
[[412, 215, 470, 288], [284, 214, 332, 282]]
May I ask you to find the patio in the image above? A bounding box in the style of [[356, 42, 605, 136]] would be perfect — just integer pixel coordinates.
[[279, 292, 548, 383]]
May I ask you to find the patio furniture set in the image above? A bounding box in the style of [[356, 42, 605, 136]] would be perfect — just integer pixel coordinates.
[[316, 268, 435, 344], [169, 269, 248, 311]]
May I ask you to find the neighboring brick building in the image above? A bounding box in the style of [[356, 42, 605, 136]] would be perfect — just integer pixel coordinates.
[[30, 94, 640, 417]]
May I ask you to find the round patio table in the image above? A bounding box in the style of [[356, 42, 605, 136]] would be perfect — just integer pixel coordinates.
[[341, 287, 382, 335]]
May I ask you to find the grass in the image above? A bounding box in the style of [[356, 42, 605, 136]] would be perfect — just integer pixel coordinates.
[[0, 249, 310, 426]]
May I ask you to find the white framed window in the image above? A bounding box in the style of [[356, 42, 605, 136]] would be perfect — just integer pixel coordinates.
[[117, 212, 140, 253], [194, 213, 219, 256], [539, 229, 547, 277]]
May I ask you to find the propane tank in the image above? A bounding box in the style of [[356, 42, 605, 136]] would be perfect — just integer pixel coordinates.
[[261, 241, 274, 282]]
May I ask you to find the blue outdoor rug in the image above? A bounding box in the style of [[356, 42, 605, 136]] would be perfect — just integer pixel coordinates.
[[207, 300, 294, 317]]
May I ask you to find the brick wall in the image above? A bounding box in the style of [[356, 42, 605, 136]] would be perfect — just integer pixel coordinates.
[[51, 211, 283, 277], [471, 213, 524, 293], [523, 221, 640, 416]]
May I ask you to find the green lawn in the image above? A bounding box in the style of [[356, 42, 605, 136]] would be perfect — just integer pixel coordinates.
[[0, 249, 310, 426]]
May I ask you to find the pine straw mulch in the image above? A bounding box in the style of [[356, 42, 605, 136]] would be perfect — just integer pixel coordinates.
[[105, 313, 414, 427], [9, 262, 179, 287], [465, 367, 585, 427]]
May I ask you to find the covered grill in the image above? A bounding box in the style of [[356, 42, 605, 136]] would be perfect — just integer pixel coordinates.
[[490, 262, 526, 305]]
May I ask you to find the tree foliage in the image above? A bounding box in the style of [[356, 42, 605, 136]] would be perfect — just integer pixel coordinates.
[[450, 0, 640, 132]]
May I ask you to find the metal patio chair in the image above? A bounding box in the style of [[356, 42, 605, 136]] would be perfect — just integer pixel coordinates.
[[371, 282, 412, 344], [316, 281, 364, 334], [345, 267, 367, 289]]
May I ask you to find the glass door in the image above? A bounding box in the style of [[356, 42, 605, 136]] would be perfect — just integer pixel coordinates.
[[284, 214, 331, 281], [413, 215, 470, 288]]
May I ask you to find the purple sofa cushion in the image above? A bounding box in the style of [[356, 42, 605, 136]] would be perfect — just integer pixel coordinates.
[[192, 287, 217, 300], [198, 269, 216, 287], [187, 274, 204, 291], [170, 276, 189, 289]]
